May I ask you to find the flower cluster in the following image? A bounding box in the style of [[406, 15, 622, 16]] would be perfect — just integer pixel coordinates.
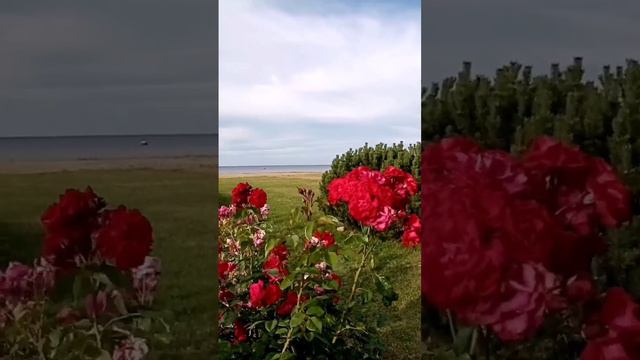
[[327, 166, 420, 247], [42, 187, 154, 271], [581, 288, 640, 359], [218, 184, 348, 356], [422, 137, 632, 342], [0, 188, 163, 360], [0, 259, 56, 327]]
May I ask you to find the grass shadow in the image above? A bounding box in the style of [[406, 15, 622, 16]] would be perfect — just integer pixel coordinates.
[[0, 220, 43, 267]]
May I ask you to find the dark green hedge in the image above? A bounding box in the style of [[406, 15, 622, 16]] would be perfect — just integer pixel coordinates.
[[421, 59, 640, 359], [318, 142, 421, 236], [422, 58, 640, 175]]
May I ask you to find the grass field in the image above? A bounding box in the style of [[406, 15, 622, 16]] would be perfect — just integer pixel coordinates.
[[219, 174, 421, 359], [0, 168, 217, 359]]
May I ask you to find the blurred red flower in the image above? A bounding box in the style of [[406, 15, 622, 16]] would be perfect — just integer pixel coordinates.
[[95, 207, 153, 270]]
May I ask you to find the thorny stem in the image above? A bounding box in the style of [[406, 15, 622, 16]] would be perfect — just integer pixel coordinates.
[[446, 310, 456, 341], [280, 282, 305, 355], [331, 235, 376, 344], [92, 320, 102, 350], [102, 313, 143, 330], [470, 327, 478, 355]]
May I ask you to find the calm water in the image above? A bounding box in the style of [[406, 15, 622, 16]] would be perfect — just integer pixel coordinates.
[[0, 134, 217, 162], [219, 165, 330, 174]]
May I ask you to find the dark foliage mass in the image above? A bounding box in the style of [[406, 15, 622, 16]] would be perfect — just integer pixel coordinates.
[[319, 142, 421, 238], [421, 58, 640, 359]]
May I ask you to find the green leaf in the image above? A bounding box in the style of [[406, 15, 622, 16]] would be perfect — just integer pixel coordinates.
[[72, 273, 93, 305], [265, 320, 278, 333], [304, 222, 315, 239], [92, 273, 114, 289], [452, 327, 474, 356], [279, 275, 295, 290], [327, 251, 339, 269], [112, 290, 128, 315], [374, 273, 399, 306], [290, 312, 305, 328], [290, 235, 300, 249], [307, 317, 323, 333], [95, 350, 112, 360], [306, 306, 324, 317], [48, 328, 61, 347]]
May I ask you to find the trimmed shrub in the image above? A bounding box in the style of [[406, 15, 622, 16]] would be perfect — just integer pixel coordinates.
[[319, 142, 421, 237], [421, 58, 640, 359]]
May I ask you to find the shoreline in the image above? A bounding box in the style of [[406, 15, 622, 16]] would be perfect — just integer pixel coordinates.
[[0, 156, 217, 174], [219, 171, 323, 178], [0, 158, 325, 178]]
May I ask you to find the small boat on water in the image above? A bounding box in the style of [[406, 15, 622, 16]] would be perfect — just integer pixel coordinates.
[[140, 140, 149, 146]]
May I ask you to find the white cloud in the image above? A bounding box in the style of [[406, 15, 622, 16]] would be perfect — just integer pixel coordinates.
[[219, 0, 420, 124], [219, 0, 420, 165], [219, 126, 253, 149]]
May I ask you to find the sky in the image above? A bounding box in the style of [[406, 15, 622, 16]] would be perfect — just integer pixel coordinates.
[[0, 0, 217, 137], [219, 0, 421, 166], [423, 0, 640, 86]]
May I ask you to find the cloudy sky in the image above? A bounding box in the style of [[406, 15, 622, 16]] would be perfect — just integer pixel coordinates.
[[219, 0, 421, 166], [0, 0, 217, 137], [423, 0, 640, 85]]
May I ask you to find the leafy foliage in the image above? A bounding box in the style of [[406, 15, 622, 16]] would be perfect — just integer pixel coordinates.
[[319, 142, 421, 238], [422, 59, 640, 359]]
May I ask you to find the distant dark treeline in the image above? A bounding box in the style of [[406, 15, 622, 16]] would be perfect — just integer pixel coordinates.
[[422, 57, 640, 174]]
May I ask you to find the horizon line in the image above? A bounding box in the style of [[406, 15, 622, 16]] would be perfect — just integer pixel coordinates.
[[0, 133, 218, 140]]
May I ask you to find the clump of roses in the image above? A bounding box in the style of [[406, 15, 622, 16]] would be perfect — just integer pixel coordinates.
[[0, 187, 167, 360], [218, 170, 419, 359], [422, 136, 640, 359]]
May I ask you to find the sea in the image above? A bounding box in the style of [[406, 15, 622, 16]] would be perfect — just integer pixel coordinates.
[[0, 134, 330, 173], [0, 134, 218, 162], [219, 165, 330, 175]]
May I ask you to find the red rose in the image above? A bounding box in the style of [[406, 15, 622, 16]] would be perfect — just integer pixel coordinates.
[[327, 273, 342, 288], [233, 320, 248, 344], [401, 214, 421, 248], [423, 138, 528, 197], [263, 244, 289, 282], [249, 279, 282, 308], [327, 178, 350, 205], [422, 174, 507, 314], [383, 166, 418, 200], [328, 166, 414, 232], [581, 337, 637, 360], [309, 231, 335, 249], [523, 137, 630, 234], [218, 261, 237, 281], [231, 183, 252, 207], [276, 291, 309, 317], [248, 188, 267, 209], [581, 288, 640, 360], [85, 291, 108, 319], [94, 207, 153, 270], [270, 244, 289, 260], [422, 137, 482, 185], [586, 158, 631, 229], [219, 288, 234, 303], [263, 256, 288, 283], [41, 187, 105, 267], [486, 263, 560, 342], [566, 273, 596, 303]]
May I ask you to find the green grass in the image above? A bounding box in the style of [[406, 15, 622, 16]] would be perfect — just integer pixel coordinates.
[[0, 169, 217, 359], [219, 175, 421, 359]]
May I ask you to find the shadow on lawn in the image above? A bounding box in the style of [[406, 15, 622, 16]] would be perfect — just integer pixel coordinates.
[[219, 193, 230, 206], [0, 220, 43, 267]]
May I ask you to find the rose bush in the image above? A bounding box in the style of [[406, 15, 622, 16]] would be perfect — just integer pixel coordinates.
[[218, 167, 419, 359], [422, 137, 638, 359], [0, 187, 167, 360]]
